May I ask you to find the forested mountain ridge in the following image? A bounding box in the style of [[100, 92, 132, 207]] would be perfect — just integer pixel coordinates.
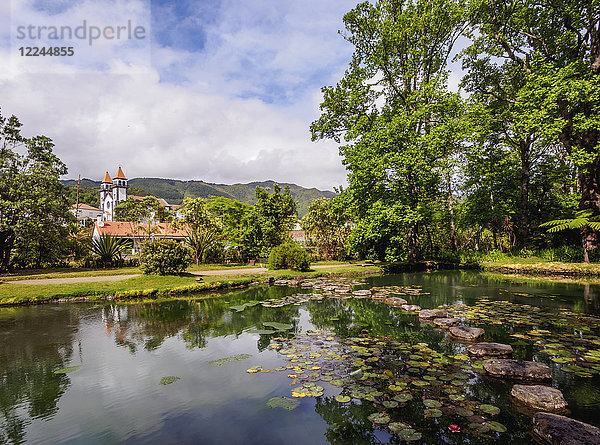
[[61, 177, 336, 217]]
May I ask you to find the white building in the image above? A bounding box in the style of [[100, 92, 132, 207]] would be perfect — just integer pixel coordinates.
[[70, 203, 103, 226], [99, 167, 128, 221]]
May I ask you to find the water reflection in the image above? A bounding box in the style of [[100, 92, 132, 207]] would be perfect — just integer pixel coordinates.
[[0, 271, 599, 444], [0, 306, 79, 444]]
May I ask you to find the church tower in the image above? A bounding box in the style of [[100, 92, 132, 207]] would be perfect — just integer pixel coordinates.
[[100, 172, 114, 221], [113, 166, 128, 204], [99, 167, 129, 222]]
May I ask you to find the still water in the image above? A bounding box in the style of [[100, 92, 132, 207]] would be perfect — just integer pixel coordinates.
[[1, 271, 600, 444]]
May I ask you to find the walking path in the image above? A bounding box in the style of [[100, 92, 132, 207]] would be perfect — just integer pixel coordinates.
[[2, 264, 373, 285]]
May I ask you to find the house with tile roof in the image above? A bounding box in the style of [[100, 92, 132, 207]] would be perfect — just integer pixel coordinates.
[[93, 220, 189, 252], [70, 203, 103, 226]]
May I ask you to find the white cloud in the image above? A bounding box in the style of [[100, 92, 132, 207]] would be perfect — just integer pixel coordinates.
[[1, 0, 357, 190]]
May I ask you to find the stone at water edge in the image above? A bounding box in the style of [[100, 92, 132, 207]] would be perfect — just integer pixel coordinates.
[[401, 304, 422, 312], [419, 309, 447, 319], [352, 289, 372, 298], [511, 385, 567, 411], [483, 359, 552, 380], [432, 317, 460, 328], [384, 297, 408, 307], [467, 342, 513, 356], [533, 413, 600, 445], [449, 326, 485, 340]]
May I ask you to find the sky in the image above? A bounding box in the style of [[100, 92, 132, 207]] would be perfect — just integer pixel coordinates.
[[1, 0, 462, 191]]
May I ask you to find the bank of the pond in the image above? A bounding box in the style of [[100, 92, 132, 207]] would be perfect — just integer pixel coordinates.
[[0, 264, 383, 306], [481, 259, 600, 277]]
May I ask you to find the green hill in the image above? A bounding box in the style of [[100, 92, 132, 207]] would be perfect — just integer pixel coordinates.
[[61, 178, 336, 217]]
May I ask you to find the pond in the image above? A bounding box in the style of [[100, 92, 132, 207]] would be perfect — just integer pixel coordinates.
[[1, 271, 600, 444]]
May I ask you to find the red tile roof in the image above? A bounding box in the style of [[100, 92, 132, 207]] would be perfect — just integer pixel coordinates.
[[94, 221, 189, 238]]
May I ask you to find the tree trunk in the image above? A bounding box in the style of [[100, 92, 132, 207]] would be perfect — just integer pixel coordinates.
[[518, 138, 531, 248], [0, 229, 15, 271], [406, 225, 422, 263], [446, 170, 457, 252], [578, 157, 600, 262]]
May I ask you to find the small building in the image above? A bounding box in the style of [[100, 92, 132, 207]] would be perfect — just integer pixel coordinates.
[[290, 230, 308, 246], [71, 203, 103, 226], [93, 219, 189, 253]]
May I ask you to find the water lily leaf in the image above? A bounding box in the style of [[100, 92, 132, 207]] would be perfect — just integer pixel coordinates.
[[551, 357, 573, 364], [486, 421, 507, 433], [209, 354, 252, 366], [393, 393, 413, 402], [331, 379, 345, 387], [388, 422, 411, 433], [246, 366, 262, 374], [479, 404, 500, 415], [54, 366, 81, 374], [424, 408, 443, 418], [336, 395, 351, 403], [383, 400, 399, 408], [397, 429, 422, 441], [252, 329, 277, 335], [263, 322, 293, 331], [368, 412, 390, 424], [160, 376, 180, 385], [423, 399, 442, 408], [267, 396, 300, 410]]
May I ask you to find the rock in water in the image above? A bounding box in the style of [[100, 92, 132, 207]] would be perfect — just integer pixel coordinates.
[[419, 309, 447, 319], [432, 317, 460, 328], [511, 385, 567, 411], [449, 326, 485, 340], [467, 342, 513, 356], [352, 289, 372, 298], [401, 304, 421, 312], [385, 297, 408, 307], [533, 413, 600, 445], [483, 359, 551, 380]]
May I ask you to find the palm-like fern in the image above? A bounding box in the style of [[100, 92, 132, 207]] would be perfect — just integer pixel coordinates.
[[90, 234, 131, 264], [539, 210, 600, 233]]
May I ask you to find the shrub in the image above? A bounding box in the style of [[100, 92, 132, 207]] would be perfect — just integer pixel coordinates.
[[140, 239, 192, 275], [268, 242, 311, 271]]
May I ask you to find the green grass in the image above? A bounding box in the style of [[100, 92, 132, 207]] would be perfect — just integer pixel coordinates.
[[480, 257, 600, 276], [0, 262, 383, 306]]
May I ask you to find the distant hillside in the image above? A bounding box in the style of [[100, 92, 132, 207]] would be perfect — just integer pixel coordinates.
[[61, 178, 336, 217]]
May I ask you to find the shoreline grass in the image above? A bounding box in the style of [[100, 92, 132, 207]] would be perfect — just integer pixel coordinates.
[[0, 263, 383, 307]]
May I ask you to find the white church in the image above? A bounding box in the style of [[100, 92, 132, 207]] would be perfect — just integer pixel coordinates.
[[99, 166, 129, 221]]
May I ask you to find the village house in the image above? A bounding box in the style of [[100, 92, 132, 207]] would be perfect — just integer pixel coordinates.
[[70, 203, 103, 226], [93, 167, 188, 251]]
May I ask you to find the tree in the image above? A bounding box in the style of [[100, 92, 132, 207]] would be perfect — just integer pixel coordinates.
[[178, 197, 223, 265], [467, 0, 600, 253], [302, 197, 351, 260], [0, 111, 73, 270], [239, 184, 297, 259], [311, 0, 467, 262], [114, 196, 170, 249], [90, 234, 131, 266], [139, 239, 192, 275]]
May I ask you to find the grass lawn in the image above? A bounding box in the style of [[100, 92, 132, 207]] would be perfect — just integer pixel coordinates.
[[0, 262, 383, 306], [481, 258, 600, 276]]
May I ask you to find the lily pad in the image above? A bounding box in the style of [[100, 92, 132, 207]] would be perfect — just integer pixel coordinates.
[[54, 366, 81, 374], [368, 412, 391, 424], [486, 421, 507, 433], [424, 408, 443, 418], [423, 399, 442, 408], [263, 322, 293, 331], [160, 376, 180, 385], [267, 396, 300, 410], [335, 395, 351, 403], [479, 404, 500, 415], [397, 429, 422, 441], [209, 354, 252, 366]]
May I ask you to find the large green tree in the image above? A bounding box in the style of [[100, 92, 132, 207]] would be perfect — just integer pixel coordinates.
[[0, 112, 73, 270], [467, 0, 600, 259], [302, 196, 351, 260], [178, 197, 223, 265], [311, 0, 467, 261]]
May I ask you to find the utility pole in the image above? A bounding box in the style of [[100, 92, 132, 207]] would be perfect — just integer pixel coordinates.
[[75, 175, 81, 223]]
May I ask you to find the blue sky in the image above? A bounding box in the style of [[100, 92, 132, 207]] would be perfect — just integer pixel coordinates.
[[0, 0, 461, 190]]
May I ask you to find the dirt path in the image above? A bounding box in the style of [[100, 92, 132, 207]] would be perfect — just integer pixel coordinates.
[[4, 274, 141, 285], [3, 263, 372, 285]]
